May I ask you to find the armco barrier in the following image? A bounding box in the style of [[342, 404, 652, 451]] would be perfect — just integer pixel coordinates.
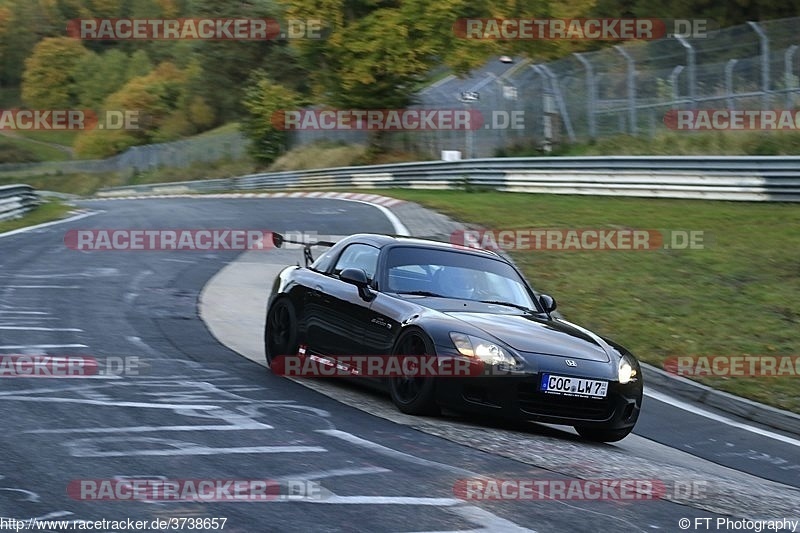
[[0, 184, 41, 222], [97, 156, 800, 202]]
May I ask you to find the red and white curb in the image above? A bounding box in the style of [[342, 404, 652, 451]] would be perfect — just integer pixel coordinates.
[[89, 191, 406, 207]]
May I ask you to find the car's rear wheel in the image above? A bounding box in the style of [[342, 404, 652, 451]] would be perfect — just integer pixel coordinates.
[[264, 298, 298, 368], [389, 330, 440, 416], [574, 425, 633, 443]]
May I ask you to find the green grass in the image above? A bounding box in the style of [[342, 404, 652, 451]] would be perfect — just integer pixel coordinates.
[[196, 122, 242, 137], [268, 141, 432, 171], [126, 157, 259, 186], [0, 173, 127, 196], [375, 189, 800, 413], [0, 135, 71, 162], [0, 199, 73, 234], [498, 131, 800, 157], [12, 129, 78, 149], [0, 156, 258, 196]]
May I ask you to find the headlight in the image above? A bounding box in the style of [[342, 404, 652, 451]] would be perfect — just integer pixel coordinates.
[[449, 332, 516, 366], [618, 356, 637, 384]]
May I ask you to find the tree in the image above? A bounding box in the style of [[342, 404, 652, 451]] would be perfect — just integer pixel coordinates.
[[285, 0, 497, 109], [241, 72, 302, 165], [73, 60, 216, 157], [75, 49, 131, 108], [126, 50, 154, 79], [21, 37, 90, 108], [178, 0, 293, 121], [0, 0, 58, 86]]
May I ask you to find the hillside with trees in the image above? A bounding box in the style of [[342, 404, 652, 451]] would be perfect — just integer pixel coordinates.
[[1, 0, 798, 163]]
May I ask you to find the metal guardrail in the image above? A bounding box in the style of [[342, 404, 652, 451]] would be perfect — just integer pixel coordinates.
[[96, 156, 800, 202], [0, 184, 41, 222], [0, 184, 41, 221]]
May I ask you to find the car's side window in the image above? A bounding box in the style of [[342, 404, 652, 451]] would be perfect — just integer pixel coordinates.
[[309, 247, 335, 273], [332, 244, 380, 281]]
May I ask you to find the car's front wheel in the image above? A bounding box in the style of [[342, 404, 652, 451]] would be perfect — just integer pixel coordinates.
[[264, 298, 298, 368], [388, 329, 440, 416], [574, 425, 633, 443]]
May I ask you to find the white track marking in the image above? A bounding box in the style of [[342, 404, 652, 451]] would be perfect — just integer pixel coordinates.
[[317, 429, 480, 477], [644, 389, 800, 447], [0, 397, 219, 409], [276, 466, 391, 481], [344, 199, 410, 235], [0, 326, 81, 332], [70, 445, 326, 457], [0, 344, 87, 350], [0, 285, 81, 289], [315, 496, 461, 505], [0, 210, 97, 239], [26, 423, 272, 434]]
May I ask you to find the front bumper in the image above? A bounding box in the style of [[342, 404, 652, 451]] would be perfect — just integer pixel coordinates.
[[432, 350, 643, 430]]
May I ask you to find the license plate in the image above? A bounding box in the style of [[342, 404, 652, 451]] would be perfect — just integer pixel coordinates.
[[541, 374, 608, 398]]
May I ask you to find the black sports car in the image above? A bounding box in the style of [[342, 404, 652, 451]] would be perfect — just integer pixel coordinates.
[[264, 233, 643, 442]]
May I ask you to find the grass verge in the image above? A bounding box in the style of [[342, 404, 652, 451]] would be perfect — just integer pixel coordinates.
[[0, 157, 259, 196], [0, 135, 71, 162], [0, 199, 73, 234], [498, 131, 800, 157], [375, 189, 800, 413]]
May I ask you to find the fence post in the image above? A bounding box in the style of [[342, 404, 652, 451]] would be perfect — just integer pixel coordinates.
[[574, 53, 597, 140], [725, 59, 738, 110], [747, 21, 770, 109], [614, 45, 636, 135], [531, 66, 553, 151], [675, 35, 696, 109], [670, 65, 684, 110], [785, 45, 798, 108], [459, 73, 496, 158], [536, 65, 577, 143]]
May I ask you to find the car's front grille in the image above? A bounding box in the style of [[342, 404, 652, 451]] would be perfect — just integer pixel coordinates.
[[517, 384, 614, 421]]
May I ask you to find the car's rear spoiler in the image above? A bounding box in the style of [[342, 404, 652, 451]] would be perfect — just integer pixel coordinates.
[[271, 232, 336, 267]]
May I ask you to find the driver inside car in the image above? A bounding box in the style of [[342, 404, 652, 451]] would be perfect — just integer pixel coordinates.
[[434, 266, 479, 300]]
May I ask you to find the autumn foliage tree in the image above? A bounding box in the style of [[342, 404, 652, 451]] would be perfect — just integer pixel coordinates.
[[241, 71, 302, 165], [73, 61, 216, 158], [21, 37, 90, 108]]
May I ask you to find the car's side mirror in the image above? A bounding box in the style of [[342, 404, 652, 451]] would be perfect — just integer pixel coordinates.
[[539, 294, 557, 313], [340, 268, 375, 301], [340, 268, 369, 287]]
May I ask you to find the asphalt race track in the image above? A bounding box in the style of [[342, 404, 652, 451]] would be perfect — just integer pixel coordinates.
[[0, 197, 797, 532]]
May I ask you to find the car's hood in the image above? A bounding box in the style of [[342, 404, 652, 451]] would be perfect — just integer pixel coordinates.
[[445, 312, 611, 362]]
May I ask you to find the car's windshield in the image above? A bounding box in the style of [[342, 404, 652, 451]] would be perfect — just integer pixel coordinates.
[[385, 246, 536, 310]]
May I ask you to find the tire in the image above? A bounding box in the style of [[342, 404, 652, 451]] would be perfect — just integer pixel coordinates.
[[388, 329, 440, 416], [574, 425, 634, 443], [264, 298, 298, 368]]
